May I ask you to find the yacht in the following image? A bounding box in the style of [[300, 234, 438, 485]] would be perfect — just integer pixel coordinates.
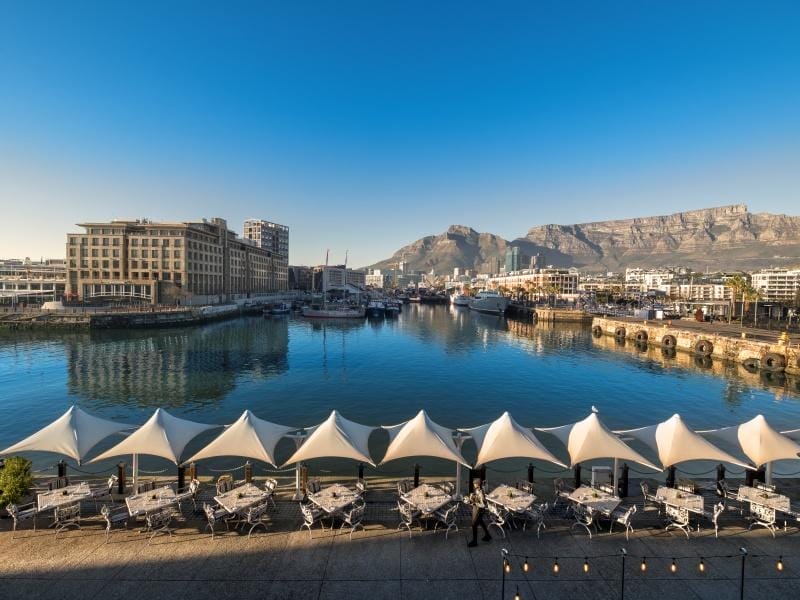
[[468, 290, 509, 315], [366, 301, 386, 318], [302, 305, 366, 319], [450, 293, 470, 307]]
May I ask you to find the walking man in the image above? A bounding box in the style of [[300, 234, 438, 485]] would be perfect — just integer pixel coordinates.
[[467, 478, 491, 547]]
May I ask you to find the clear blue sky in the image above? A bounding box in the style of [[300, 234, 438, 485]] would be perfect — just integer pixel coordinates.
[[1, 1, 799, 266]]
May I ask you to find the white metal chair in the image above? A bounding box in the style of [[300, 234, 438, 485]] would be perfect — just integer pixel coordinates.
[[216, 475, 234, 495], [53, 503, 82, 538], [397, 501, 419, 538], [486, 502, 509, 539], [300, 502, 325, 538], [176, 478, 200, 513], [244, 500, 271, 538], [433, 502, 459, 540], [340, 500, 366, 540], [516, 481, 535, 495], [90, 475, 118, 511], [307, 478, 321, 495], [203, 502, 231, 539], [263, 478, 278, 507], [608, 504, 637, 541], [355, 480, 366, 497], [101, 504, 130, 542], [640, 482, 660, 514], [439, 481, 455, 496], [748, 503, 778, 537], [570, 504, 596, 539], [6, 502, 38, 539], [145, 508, 174, 544], [518, 502, 548, 538], [664, 505, 691, 538], [553, 478, 573, 509], [710, 502, 724, 538]]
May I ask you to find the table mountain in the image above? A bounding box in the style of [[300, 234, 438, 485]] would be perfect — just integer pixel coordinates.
[[369, 205, 800, 274]]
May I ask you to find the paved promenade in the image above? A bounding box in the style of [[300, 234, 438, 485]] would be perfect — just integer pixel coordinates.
[[1, 485, 799, 600]]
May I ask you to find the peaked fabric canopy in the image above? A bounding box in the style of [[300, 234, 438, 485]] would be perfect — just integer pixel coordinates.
[[283, 411, 376, 467], [537, 412, 659, 471], [460, 412, 567, 468], [703, 415, 800, 467], [381, 410, 470, 467], [0, 405, 132, 464], [91, 408, 218, 465], [618, 414, 752, 470], [185, 410, 293, 467]]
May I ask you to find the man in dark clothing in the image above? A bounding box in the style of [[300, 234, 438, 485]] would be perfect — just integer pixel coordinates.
[[467, 479, 491, 547]]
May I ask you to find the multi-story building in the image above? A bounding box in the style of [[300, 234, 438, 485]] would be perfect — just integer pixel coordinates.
[[366, 269, 393, 289], [66, 217, 285, 305], [243, 219, 289, 290], [288, 266, 314, 291], [313, 265, 366, 292], [0, 258, 66, 304], [658, 283, 734, 302], [505, 246, 530, 274], [624, 268, 676, 292], [486, 268, 579, 298], [751, 269, 800, 302]]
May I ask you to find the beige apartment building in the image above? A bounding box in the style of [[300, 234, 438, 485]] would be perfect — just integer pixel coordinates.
[[243, 219, 289, 290], [66, 218, 285, 305]]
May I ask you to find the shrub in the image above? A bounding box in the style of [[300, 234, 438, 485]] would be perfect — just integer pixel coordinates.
[[0, 456, 33, 506]]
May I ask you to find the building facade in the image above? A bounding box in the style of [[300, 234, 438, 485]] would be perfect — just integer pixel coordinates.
[[751, 269, 800, 302], [625, 268, 676, 292], [486, 268, 579, 297], [66, 218, 285, 305], [288, 265, 313, 290], [313, 265, 366, 292], [366, 268, 393, 289], [0, 258, 66, 304], [243, 219, 289, 290]]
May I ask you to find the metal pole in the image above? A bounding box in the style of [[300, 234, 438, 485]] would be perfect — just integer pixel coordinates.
[[739, 547, 747, 600], [501, 548, 508, 600], [765, 461, 773, 486], [132, 453, 139, 490], [620, 548, 627, 600], [613, 457, 619, 497]]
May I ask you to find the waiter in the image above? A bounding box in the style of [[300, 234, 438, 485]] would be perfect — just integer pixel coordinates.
[[466, 478, 491, 547]]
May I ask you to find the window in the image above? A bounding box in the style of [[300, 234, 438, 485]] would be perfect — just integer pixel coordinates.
[[131, 249, 138, 258], [112, 249, 120, 258], [131, 238, 138, 246], [102, 238, 109, 246]]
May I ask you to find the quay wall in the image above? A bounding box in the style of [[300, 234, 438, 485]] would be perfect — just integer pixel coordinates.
[[592, 317, 800, 376]]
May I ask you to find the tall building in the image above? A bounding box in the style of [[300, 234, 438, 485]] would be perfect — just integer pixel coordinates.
[[504, 246, 530, 273], [288, 266, 313, 290], [66, 217, 286, 305], [0, 258, 66, 304], [751, 269, 800, 302], [243, 219, 289, 290]]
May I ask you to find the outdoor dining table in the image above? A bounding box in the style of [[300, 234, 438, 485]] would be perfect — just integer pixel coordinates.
[[567, 485, 621, 516], [656, 486, 704, 514], [486, 484, 536, 513], [214, 482, 268, 515], [402, 483, 453, 514], [125, 485, 178, 517], [308, 483, 359, 515], [737, 485, 791, 513], [37, 482, 92, 512]]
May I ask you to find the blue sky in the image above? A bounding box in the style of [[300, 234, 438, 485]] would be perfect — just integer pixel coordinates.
[[1, 1, 799, 266]]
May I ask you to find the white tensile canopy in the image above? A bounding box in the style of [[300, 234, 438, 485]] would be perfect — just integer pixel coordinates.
[[283, 410, 376, 467], [185, 410, 294, 467], [703, 415, 800, 484], [381, 410, 470, 467], [618, 414, 752, 470], [460, 412, 567, 468], [0, 405, 133, 465], [91, 408, 218, 465]]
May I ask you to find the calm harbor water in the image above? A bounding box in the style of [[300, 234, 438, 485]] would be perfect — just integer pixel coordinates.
[[1, 304, 799, 476]]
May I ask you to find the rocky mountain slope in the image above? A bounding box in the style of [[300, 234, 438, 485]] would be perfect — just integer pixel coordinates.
[[370, 205, 800, 274]]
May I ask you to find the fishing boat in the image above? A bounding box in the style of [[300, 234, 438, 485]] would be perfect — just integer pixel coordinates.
[[450, 293, 470, 307], [366, 301, 386, 318], [384, 301, 400, 317], [301, 305, 366, 318], [264, 302, 291, 316], [468, 290, 509, 315]]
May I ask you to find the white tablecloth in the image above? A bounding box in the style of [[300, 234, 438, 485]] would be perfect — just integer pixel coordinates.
[[737, 486, 791, 513], [309, 483, 359, 514], [656, 486, 704, 514], [568, 486, 620, 516], [215, 483, 267, 514], [402, 483, 452, 514], [126, 485, 178, 516], [487, 484, 536, 513], [38, 482, 92, 512]]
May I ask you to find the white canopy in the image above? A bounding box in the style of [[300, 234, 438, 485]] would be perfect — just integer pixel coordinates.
[[283, 411, 376, 467], [618, 414, 752, 470], [537, 412, 659, 470], [381, 410, 470, 467], [703, 415, 800, 467], [460, 412, 567, 468], [0, 405, 132, 465], [185, 410, 293, 467], [91, 408, 218, 465]]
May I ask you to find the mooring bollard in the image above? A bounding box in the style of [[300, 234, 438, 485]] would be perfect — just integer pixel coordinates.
[[619, 463, 629, 498], [244, 461, 252, 483], [745, 467, 756, 487], [358, 463, 364, 480], [716, 463, 726, 495], [574, 464, 582, 488], [666, 466, 676, 488], [413, 464, 420, 488], [177, 465, 186, 490], [57, 459, 67, 478], [527, 463, 534, 484], [117, 462, 126, 494]]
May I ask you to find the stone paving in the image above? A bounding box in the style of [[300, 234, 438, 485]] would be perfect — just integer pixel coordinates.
[[1, 482, 800, 600]]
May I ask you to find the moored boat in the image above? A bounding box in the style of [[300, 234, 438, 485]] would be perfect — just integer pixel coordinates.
[[301, 305, 366, 318], [468, 290, 509, 315], [366, 301, 386, 318], [264, 302, 291, 316], [384, 301, 400, 317], [450, 293, 470, 307]]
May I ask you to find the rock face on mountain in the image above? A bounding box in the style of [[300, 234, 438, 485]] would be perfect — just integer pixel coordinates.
[[370, 205, 800, 274]]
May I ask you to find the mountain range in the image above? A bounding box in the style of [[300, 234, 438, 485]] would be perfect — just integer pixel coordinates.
[[369, 205, 800, 274]]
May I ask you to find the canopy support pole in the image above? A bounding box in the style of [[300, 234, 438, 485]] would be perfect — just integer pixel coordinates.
[[613, 457, 619, 496], [291, 435, 305, 501], [453, 434, 467, 500], [765, 461, 773, 485], [132, 453, 139, 490]]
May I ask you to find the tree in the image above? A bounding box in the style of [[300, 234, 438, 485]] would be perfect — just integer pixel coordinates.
[[0, 456, 33, 506], [725, 274, 748, 323]]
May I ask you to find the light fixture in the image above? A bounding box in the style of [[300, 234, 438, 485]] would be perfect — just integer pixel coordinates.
[[514, 586, 521, 600], [553, 558, 560, 574], [698, 558, 705, 573], [583, 558, 590, 573], [777, 556, 784, 572], [670, 559, 677, 574], [640, 557, 647, 572], [504, 559, 511, 574], [523, 558, 529, 573]]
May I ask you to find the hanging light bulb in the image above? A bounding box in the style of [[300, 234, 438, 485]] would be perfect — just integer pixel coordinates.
[[583, 558, 590, 573], [670, 559, 677, 574], [698, 558, 705, 573], [514, 586, 521, 600], [553, 558, 560, 574], [777, 556, 784, 572], [523, 558, 529, 573], [504, 559, 511, 574], [640, 557, 647, 572]]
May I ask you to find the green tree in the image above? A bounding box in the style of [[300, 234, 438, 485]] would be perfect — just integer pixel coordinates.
[[0, 456, 33, 506], [725, 274, 748, 323]]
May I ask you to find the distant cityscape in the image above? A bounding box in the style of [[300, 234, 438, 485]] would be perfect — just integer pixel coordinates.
[[1, 216, 799, 319]]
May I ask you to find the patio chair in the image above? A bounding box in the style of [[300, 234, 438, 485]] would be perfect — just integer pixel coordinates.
[[553, 478, 573, 509], [397, 479, 413, 495], [101, 504, 130, 542], [175, 478, 200, 513], [706, 502, 724, 538], [397, 500, 419, 538], [6, 502, 38, 539], [439, 482, 455, 496], [664, 505, 691, 538], [145, 508, 174, 544], [640, 482, 661, 515], [216, 475, 234, 495], [340, 501, 366, 540], [748, 503, 778, 537], [307, 478, 321, 495], [261, 478, 278, 507], [516, 481, 535, 495], [244, 500, 271, 538], [48, 476, 70, 491], [433, 502, 459, 540], [355, 480, 366, 497], [517, 502, 548, 538], [756, 482, 777, 493], [598, 483, 615, 495], [203, 502, 232, 539], [90, 475, 118, 511], [719, 481, 744, 515], [486, 502, 509, 539], [570, 504, 597, 539], [300, 501, 326, 539], [53, 503, 81, 538], [608, 504, 637, 541]]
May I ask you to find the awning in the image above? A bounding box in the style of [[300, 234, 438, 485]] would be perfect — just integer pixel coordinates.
[[381, 410, 469, 467], [283, 411, 375, 467], [703, 415, 800, 467]]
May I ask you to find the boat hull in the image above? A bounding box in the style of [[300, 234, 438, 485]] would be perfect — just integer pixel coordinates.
[[301, 306, 366, 318], [469, 297, 509, 315]]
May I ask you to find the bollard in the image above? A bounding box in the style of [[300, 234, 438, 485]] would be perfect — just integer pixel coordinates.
[[527, 463, 534, 484], [666, 466, 676, 488], [574, 464, 582, 489], [358, 463, 364, 480], [413, 464, 420, 488], [755, 465, 766, 484], [716, 464, 726, 496], [177, 465, 186, 490], [188, 462, 197, 481], [745, 468, 755, 487], [619, 463, 629, 498], [57, 459, 67, 478], [244, 461, 252, 483], [117, 462, 127, 494]]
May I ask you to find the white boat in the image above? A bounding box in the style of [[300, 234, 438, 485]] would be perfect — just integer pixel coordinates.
[[264, 302, 291, 316], [450, 293, 470, 307], [301, 305, 366, 319], [468, 290, 509, 315]]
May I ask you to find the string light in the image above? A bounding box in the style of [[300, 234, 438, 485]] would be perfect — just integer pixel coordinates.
[[553, 558, 560, 574], [523, 558, 529, 573], [504, 559, 511, 574], [777, 556, 784, 572], [514, 586, 521, 600], [698, 558, 705, 573], [670, 559, 678, 574], [583, 557, 590, 573], [640, 557, 647, 572]]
